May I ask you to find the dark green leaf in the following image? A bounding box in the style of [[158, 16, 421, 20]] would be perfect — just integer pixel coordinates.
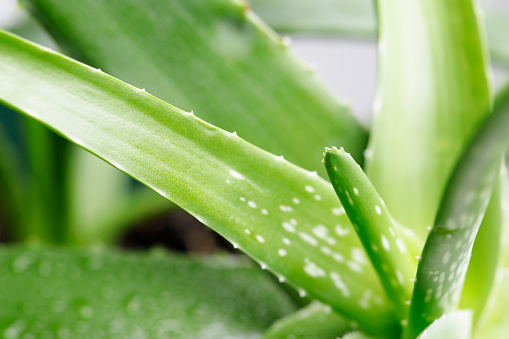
[[22, 0, 368, 173], [0, 246, 295, 338]]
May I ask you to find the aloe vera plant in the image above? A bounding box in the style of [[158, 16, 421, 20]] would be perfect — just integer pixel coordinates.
[[0, 0, 509, 338]]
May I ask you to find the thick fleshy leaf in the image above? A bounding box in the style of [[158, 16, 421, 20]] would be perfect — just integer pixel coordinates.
[[366, 0, 491, 238], [416, 311, 472, 339], [0, 246, 295, 338], [251, 0, 509, 68], [21, 0, 368, 174], [0, 118, 26, 239], [251, 0, 376, 37], [406, 86, 509, 338], [460, 176, 505, 328], [0, 30, 399, 335], [264, 301, 353, 339], [324, 147, 416, 319]]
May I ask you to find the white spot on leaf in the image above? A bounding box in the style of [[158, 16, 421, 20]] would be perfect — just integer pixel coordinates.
[[229, 170, 245, 180]]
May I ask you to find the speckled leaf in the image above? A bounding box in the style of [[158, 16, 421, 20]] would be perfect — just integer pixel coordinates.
[[0, 246, 296, 338], [324, 147, 416, 319], [21, 0, 367, 174], [0, 31, 399, 335], [416, 311, 472, 339], [366, 0, 491, 239], [406, 86, 509, 338], [460, 175, 505, 328], [263, 301, 353, 339]]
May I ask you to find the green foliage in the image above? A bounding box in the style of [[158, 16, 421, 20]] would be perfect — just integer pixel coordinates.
[[0, 246, 295, 338], [0, 0, 509, 338]]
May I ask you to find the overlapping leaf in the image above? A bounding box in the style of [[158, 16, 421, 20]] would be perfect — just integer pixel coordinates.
[[0, 30, 399, 335], [264, 301, 354, 339], [407, 85, 509, 338], [0, 246, 295, 338], [21, 0, 368, 174], [324, 147, 416, 319], [367, 0, 491, 238]]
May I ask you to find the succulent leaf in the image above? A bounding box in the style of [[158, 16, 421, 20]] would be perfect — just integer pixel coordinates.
[[407, 85, 509, 338], [21, 0, 368, 174], [367, 0, 492, 238], [0, 30, 399, 335], [0, 246, 296, 338], [324, 147, 416, 319]]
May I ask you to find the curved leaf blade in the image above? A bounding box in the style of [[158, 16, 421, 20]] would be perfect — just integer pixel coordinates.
[[264, 301, 354, 339], [407, 86, 509, 338], [324, 147, 416, 319], [0, 30, 398, 335], [0, 246, 295, 338], [416, 310, 472, 339], [366, 0, 491, 238], [22, 0, 368, 173]]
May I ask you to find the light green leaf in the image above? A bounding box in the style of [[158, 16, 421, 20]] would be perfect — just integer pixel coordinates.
[[67, 146, 173, 245], [366, 0, 491, 239], [22, 0, 368, 173], [0, 246, 295, 338], [416, 310, 472, 339], [251, 0, 509, 68], [264, 301, 354, 339], [251, 0, 376, 37], [324, 147, 416, 319], [0, 30, 398, 335], [477, 270, 509, 339], [406, 85, 509, 338], [460, 175, 505, 328], [342, 332, 380, 339]]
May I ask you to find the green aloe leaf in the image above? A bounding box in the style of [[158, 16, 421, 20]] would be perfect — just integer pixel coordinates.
[[0, 246, 295, 338], [21, 0, 367, 174], [406, 86, 509, 338], [324, 147, 417, 319], [250, 0, 377, 38], [0, 30, 399, 335], [366, 0, 491, 239], [250, 0, 509, 67], [416, 311, 472, 339], [263, 301, 354, 339]]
